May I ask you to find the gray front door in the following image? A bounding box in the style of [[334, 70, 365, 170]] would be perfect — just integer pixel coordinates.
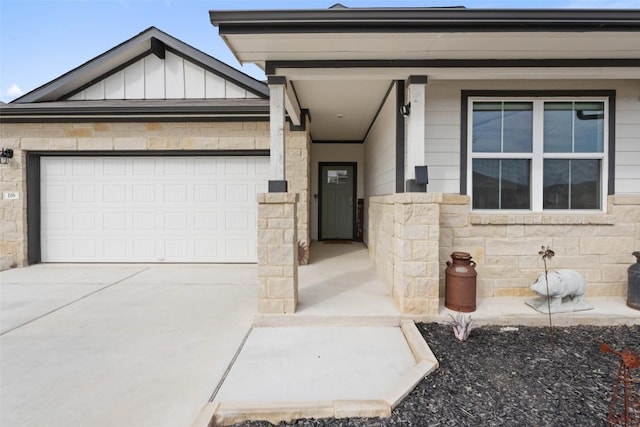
[[319, 163, 355, 240]]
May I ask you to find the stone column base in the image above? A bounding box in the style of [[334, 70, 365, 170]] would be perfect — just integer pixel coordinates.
[[257, 193, 299, 314]]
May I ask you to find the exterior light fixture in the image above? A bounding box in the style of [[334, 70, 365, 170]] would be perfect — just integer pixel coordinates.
[[0, 148, 13, 165], [400, 103, 411, 117]]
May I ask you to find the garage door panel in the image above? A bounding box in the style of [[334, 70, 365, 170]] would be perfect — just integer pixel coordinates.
[[103, 158, 126, 174], [226, 239, 249, 258], [133, 159, 155, 175], [41, 156, 269, 263], [133, 240, 155, 258], [104, 185, 126, 202], [194, 158, 217, 174], [72, 185, 95, 203], [133, 212, 155, 230], [224, 158, 249, 175], [42, 160, 65, 178], [73, 240, 96, 257], [225, 212, 248, 230], [164, 184, 188, 202], [104, 239, 126, 257], [194, 184, 217, 202], [194, 213, 217, 230], [194, 240, 217, 257], [132, 184, 155, 202]]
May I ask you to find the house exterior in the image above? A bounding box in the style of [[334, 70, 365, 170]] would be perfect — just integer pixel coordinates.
[[209, 7, 640, 314], [1, 8, 639, 316], [0, 27, 309, 266]]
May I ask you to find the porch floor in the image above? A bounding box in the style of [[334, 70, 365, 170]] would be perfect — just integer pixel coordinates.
[[256, 241, 640, 327]]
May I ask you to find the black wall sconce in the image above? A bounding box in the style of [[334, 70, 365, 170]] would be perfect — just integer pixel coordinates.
[[0, 148, 13, 165], [399, 103, 411, 117], [415, 165, 429, 185]]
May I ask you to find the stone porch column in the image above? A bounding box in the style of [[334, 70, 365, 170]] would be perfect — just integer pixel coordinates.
[[257, 192, 298, 314], [393, 193, 440, 315]]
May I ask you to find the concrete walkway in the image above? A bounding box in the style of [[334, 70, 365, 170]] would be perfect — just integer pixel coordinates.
[[201, 242, 639, 426], [2, 245, 638, 427], [205, 322, 437, 426], [0, 264, 257, 427]]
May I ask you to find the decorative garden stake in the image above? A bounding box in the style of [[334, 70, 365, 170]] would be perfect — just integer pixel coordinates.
[[601, 342, 640, 426], [540, 246, 555, 345]]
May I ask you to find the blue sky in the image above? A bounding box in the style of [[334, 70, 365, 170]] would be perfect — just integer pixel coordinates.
[[1, 0, 639, 103]]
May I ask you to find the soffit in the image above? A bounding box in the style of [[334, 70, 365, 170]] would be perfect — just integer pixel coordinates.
[[223, 32, 640, 67], [293, 80, 391, 141]]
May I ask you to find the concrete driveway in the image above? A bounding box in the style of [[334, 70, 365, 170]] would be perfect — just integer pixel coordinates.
[[0, 264, 256, 427]]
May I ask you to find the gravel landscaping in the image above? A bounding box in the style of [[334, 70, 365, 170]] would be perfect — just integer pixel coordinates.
[[233, 323, 640, 427]]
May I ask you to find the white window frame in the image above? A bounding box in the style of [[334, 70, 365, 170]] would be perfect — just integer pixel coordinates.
[[467, 97, 609, 212]]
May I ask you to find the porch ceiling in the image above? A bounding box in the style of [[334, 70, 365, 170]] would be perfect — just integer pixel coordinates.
[[294, 79, 392, 141], [211, 8, 640, 142]]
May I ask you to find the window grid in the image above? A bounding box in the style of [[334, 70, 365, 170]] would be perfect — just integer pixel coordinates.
[[468, 97, 608, 212]]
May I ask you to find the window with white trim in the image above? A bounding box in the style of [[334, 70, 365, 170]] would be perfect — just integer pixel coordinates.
[[468, 98, 608, 211]]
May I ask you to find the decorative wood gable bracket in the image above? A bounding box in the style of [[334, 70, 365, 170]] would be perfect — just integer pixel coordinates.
[[150, 37, 166, 60]]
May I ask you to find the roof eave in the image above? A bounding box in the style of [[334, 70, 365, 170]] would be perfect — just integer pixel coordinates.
[[0, 104, 270, 123], [210, 8, 640, 33]]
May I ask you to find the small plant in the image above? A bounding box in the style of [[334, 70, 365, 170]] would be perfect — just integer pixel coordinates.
[[449, 313, 475, 342], [538, 245, 555, 346], [297, 240, 309, 265]]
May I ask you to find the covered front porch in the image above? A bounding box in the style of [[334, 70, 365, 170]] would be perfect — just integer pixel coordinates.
[[256, 241, 639, 326], [212, 6, 640, 318]]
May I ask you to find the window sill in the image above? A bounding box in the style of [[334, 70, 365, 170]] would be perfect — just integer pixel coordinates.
[[469, 212, 615, 225]]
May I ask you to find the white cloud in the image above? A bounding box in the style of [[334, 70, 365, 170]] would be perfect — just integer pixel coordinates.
[[0, 84, 23, 103], [7, 84, 23, 98]]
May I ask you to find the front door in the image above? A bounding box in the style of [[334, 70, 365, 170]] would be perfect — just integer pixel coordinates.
[[319, 163, 356, 240]]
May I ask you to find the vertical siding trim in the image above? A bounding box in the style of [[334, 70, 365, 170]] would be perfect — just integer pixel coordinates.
[[27, 154, 41, 265], [396, 80, 405, 193], [608, 94, 616, 195], [460, 91, 469, 195]]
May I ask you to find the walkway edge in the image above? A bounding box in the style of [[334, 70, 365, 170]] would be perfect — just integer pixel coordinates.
[[196, 321, 440, 427], [209, 400, 390, 426], [389, 320, 440, 408]]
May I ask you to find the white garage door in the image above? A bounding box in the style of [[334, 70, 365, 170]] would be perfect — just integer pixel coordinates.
[[41, 156, 269, 263]]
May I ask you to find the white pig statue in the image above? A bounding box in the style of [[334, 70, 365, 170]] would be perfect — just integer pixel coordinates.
[[528, 269, 591, 313]]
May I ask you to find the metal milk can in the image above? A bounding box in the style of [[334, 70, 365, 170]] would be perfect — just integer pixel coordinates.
[[445, 251, 477, 313], [628, 251, 640, 311]]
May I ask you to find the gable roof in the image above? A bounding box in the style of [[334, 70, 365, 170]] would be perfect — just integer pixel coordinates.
[[12, 26, 268, 104]]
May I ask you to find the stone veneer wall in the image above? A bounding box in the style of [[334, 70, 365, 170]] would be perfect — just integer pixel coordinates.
[[368, 193, 637, 311], [439, 194, 639, 298], [368, 193, 441, 314], [284, 123, 311, 248], [256, 192, 298, 314], [0, 121, 276, 268], [367, 196, 394, 292]]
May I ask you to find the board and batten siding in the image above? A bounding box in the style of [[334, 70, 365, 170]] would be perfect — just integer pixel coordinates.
[[423, 79, 640, 196], [69, 50, 259, 100], [615, 80, 640, 194], [364, 82, 397, 198]]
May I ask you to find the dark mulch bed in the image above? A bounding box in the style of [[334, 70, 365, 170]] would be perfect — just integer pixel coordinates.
[[233, 323, 640, 427]]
